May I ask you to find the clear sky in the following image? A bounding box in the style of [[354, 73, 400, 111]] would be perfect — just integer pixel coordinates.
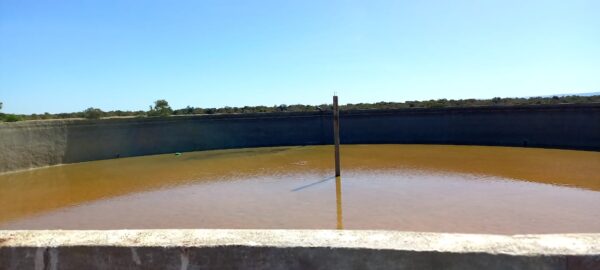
[[1, 0, 599, 114]]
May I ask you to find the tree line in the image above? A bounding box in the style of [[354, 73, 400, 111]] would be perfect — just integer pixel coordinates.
[[1, 95, 599, 122]]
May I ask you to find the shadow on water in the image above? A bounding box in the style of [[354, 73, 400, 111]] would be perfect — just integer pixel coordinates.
[[290, 175, 344, 230], [291, 176, 336, 192]]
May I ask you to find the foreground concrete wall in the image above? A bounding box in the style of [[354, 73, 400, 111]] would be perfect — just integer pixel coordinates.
[[1, 104, 599, 173], [1, 230, 599, 270]]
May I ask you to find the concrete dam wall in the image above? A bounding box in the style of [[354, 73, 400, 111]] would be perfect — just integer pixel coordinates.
[[1, 103, 599, 173], [2, 230, 599, 270]]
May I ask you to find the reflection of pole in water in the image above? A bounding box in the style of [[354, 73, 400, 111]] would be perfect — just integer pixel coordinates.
[[333, 95, 343, 229], [336, 176, 343, 230], [333, 95, 341, 177]]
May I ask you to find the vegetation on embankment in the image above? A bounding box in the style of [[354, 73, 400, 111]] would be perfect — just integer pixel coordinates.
[[1, 95, 599, 122], [0, 102, 23, 122]]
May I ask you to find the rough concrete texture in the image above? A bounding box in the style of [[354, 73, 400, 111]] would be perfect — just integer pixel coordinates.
[[0, 120, 69, 173], [1, 230, 599, 269], [1, 104, 599, 174]]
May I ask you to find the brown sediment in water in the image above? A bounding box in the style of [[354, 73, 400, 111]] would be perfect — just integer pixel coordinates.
[[0, 144, 598, 234]]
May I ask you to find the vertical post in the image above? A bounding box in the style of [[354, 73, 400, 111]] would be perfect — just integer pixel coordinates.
[[333, 95, 341, 177]]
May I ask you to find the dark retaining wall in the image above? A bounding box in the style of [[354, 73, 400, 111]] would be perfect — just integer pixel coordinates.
[[1, 103, 599, 173]]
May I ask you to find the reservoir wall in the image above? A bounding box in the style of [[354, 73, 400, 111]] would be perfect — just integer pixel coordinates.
[[1, 103, 599, 173], [2, 230, 599, 270]]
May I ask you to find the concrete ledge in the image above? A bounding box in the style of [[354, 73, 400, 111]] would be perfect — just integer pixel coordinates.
[[1, 230, 599, 269]]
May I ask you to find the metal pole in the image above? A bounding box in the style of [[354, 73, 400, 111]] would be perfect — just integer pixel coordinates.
[[333, 95, 341, 177]]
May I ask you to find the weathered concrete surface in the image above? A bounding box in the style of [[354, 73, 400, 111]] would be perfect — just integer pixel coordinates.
[[0, 120, 69, 173], [1, 103, 599, 173], [1, 230, 599, 269]]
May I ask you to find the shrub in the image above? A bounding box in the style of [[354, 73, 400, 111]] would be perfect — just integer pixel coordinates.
[[4, 114, 22, 122], [83, 107, 104, 119], [148, 99, 173, 117]]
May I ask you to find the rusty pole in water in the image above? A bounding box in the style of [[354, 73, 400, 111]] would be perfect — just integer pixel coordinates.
[[333, 95, 341, 177]]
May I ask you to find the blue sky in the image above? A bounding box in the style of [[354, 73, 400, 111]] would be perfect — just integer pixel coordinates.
[[1, 0, 599, 114]]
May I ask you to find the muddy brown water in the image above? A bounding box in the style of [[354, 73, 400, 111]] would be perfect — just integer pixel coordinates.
[[1, 144, 599, 234]]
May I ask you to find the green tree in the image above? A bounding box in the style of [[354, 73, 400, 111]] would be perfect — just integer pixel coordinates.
[[83, 107, 103, 119], [148, 99, 173, 117]]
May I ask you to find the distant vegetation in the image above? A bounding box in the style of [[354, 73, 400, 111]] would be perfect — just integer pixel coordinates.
[[147, 99, 173, 117], [0, 102, 23, 122], [1, 95, 599, 122], [83, 107, 103, 119]]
